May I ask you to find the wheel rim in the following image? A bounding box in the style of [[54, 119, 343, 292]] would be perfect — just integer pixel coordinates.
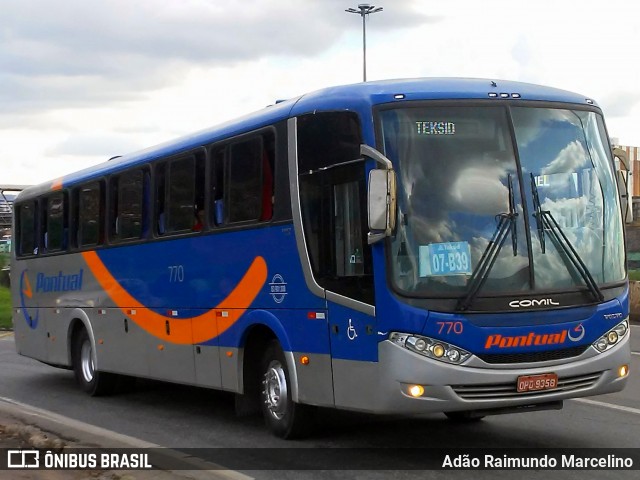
[[80, 339, 95, 383], [263, 360, 288, 420]]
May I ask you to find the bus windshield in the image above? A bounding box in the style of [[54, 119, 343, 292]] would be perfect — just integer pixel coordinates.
[[379, 105, 625, 301]]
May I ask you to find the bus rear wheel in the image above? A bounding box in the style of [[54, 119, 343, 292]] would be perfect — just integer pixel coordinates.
[[260, 341, 315, 439], [72, 328, 116, 396]]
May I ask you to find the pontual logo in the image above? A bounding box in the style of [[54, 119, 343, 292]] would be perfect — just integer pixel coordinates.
[[508, 298, 560, 308], [19, 270, 39, 329], [485, 324, 586, 349], [35, 269, 84, 293], [485, 331, 566, 349]]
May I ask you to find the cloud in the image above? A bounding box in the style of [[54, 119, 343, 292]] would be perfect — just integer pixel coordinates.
[[542, 141, 588, 175], [599, 91, 640, 118], [47, 133, 143, 159], [451, 166, 509, 215], [511, 35, 533, 66], [0, 0, 435, 115]]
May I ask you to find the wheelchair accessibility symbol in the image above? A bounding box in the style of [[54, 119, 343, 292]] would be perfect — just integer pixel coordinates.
[[347, 319, 358, 341]]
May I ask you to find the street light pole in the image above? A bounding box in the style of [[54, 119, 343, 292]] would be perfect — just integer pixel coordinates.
[[345, 4, 383, 82]]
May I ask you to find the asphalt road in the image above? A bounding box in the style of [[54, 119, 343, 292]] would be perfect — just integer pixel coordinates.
[[1, 328, 639, 480]]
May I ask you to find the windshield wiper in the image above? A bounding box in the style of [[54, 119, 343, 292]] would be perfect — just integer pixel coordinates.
[[530, 173, 546, 253], [530, 173, 604, 302], [457, 174, 518, 311]]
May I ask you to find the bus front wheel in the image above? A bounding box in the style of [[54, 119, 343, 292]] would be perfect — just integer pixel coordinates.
[[260, 341, 315, 439], [72, 328, 116, 396]]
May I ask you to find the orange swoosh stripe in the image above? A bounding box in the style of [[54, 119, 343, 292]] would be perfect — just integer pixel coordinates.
[[82, 251, 267, 344], [51, 178, 64, 191], [23, 274, 33, 299]]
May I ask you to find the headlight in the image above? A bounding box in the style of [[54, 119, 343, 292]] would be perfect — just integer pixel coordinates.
[[390, 332, 471, 365], [593, 320, 629, 353], [446, 349, 461, 362]]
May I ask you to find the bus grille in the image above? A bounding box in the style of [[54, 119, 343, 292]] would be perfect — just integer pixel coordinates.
[[476, 345, 590, 364], [452, 372, 602, 400]]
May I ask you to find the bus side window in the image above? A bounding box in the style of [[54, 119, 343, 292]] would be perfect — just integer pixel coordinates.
[[109, 175, 120, 239], [141, 171, 151, 237], [17, 201, 37, 256], [228, 137, 263, 223], [194, 153, 205, 231], [110, 168, 146, 242], [156, 163, 166, 235], [77, 181, 104, 247], [209, 132, 274, 226], [167, 156, 195, 233], [45, 192, 66, 252], [260, 134, 275, 222], [210, 147, 225, 226], [40, 199, 49, 252], [156, 152, 204, 235]]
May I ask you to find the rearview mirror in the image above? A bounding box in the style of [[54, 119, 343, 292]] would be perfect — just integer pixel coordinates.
[[362, 145, 396, 244], [368, 170, 388, 231], [613, 147, 633, 223]]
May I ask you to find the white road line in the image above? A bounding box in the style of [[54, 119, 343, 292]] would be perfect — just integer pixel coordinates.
[[0, 396, 252, 480], [573, 398, 640, 416]]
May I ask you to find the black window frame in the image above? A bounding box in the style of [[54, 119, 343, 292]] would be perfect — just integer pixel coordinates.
[[43, 191, 67, 253], [76, 180, 105, 248], [208, 128, 277, 228], [109, 167, 150, 243], [16, 200, 37, 257], [155, 149, 206, 237]]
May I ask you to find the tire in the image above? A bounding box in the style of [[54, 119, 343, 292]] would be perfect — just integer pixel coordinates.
[[444, 411, 485, 423], [72, 328, 116, 396], [260, 341, 315, 439]]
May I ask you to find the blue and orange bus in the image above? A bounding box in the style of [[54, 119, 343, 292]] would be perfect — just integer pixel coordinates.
[[12, 78, 630, 438]]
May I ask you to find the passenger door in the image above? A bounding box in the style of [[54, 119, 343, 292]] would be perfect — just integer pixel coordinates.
[[296, 112, 377, 408]]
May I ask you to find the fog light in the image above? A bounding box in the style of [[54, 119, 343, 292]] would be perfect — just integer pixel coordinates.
[[607, 331, 618, 344], [618, 365, 629, 378], [408, 385, 425, 397], [432, 344, 445, 358], [414, 338, 427, 351]]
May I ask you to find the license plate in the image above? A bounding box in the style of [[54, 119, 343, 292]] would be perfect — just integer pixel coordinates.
[[517, 373, 558, 393]]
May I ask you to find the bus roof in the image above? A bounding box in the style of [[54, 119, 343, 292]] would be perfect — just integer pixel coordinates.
[[17, 77, 597, 201]]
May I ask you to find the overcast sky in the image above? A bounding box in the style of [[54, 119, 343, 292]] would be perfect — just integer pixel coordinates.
[[2, 0, 639, 186]]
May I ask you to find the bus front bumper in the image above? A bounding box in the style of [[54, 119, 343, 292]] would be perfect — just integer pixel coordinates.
[[330, 335, 630, 415]]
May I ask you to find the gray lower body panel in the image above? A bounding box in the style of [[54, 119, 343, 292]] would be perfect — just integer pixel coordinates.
[[331, 336, 630, 414]]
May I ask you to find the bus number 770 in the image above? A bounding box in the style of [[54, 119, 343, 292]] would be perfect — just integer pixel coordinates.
[[436, 321, 463, 335]]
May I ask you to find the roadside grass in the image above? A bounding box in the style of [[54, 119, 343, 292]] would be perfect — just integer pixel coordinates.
[[629, 270, 640, 282], [0, 286, 12, 330], [0, 252, 11, 329]]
